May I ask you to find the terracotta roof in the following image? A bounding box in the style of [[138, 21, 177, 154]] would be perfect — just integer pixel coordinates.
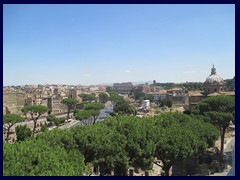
[[207, 92, 221, 97], [146, 90, 167, 95], [171, 88, 184, 91], [221, 91, 235, 96], [188, 91, 204, 96]]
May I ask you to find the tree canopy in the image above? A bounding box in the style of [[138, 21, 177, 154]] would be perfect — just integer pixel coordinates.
[[21, 105, 49, 137], [75, 103, 105, 124], [3, 138, 85, 176], [98, 92, 108, 103], [108, 93, 136, 116], [78, 93, 96, 103], [15, 125, 32, 142], [4, 112, 219, 176], [4, 114, 25, 141], [61, 98, 78, 119], [192, 95, 235, 158]]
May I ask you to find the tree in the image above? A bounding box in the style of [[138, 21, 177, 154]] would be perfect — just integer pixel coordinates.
[[192, 95, 235, 158], [106, 86, 116, 94], [3, 114, 25, 141], [108, 92, 136, 115], [114, 99, 137, 116], [46, 114, 65, 126], [78, 93, 96, 103], [21, 105, 49, 137], [75, 103, 105, 125], [144, 113, 218, 176], [73, 123, 127, 176], [40, 125, 48, 132], [108, 92, 123, 108], [3, 138, 85, 176], [99, 92, 108, 103], [75, 110, 95, 125], [160, 99, 172, 108], [61, 98, 78, 119], [15, 125, 32, 141]]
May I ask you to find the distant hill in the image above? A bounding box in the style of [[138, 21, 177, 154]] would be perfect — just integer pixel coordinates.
[[96, 80, 153, 86]]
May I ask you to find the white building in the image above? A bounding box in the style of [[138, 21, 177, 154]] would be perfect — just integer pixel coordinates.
[[142, 100, 150, 109]]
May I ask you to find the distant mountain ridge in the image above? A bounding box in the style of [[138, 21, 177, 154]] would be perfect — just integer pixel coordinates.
[[96, 80, 153, 86]]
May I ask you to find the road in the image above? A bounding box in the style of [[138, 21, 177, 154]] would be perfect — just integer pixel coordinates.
[[4, 112, 74, 130]]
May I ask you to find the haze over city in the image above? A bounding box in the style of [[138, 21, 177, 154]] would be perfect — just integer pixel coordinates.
[[3, 4, 235, 86]]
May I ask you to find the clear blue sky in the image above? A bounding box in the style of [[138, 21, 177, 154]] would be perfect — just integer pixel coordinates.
[[3, 4, 235, 86]]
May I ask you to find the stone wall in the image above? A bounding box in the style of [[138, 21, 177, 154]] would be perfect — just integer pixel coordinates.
[[3, 93, 26, 115]]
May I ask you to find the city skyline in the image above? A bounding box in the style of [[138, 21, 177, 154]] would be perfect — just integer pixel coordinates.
[[3, 4, 235, 86]]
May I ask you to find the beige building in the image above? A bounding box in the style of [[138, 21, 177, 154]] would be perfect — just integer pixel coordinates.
[[47, 95, 68, 115], [167, 88, 188, 108], [3, 93, 26, 115]]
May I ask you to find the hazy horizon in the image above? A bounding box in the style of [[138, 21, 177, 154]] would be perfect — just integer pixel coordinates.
[[3, 4, 235, 86]]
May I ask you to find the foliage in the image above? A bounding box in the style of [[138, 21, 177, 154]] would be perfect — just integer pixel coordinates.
[[192, 95, 235, 158], [145, 95, 154, 102], [3, 138, 85, 176], [46, 114, 65, 126], [152, 113, 218, 176], [75, 110, 95, 125], [21, 105, 49, 137], [15, 125, 32, 142], [75, 103, 105, 124], [73, 123, 128, 176], [61, 98, 79, 119], [224, 77, 235, 91], [99, 92, 109, 103], [3, 114, 25, 141], [108, 92, 124, 103], [160, 99, 172, 108], [109, 93, 136, 115], [40, 125, 48, 132], [78, 93, 96, 102], [106, 86, 117, 94], [114, 99, 137, 115], [4, 112, 219, 176], [182, 82, 204, 91], [36, 129, 77, 151]]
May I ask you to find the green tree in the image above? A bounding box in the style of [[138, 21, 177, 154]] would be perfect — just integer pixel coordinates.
[[160, 99, 172, 108], [15, 125, 32, 141], [40, 125, 48, 132], [21, 105, 49, 137], [192, 95, 235, 158], [108, 92, 123, 107], [61, 98, 78, 119], [109, 92, 136, 115], [106, 86, 117, 94], [114, 99, 137, 116], [78, 93, 96, 103], [3, 138, 85, 176], [99, 92, 108, 103], [3, 114, 25, 141], [46, 114, 65, 126], [153, 113, 218, 176], [75, 103, 105, 125], [73, 123, 127, 176]]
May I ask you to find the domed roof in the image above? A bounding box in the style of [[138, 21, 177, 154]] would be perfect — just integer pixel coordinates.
[[205, 65, 224, 84]]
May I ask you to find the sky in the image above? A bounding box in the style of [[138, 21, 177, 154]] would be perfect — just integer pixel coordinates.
[[3, 4, 235, 86]]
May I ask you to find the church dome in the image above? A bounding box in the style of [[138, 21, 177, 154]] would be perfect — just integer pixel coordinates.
[[205, 65, 224, 84]]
